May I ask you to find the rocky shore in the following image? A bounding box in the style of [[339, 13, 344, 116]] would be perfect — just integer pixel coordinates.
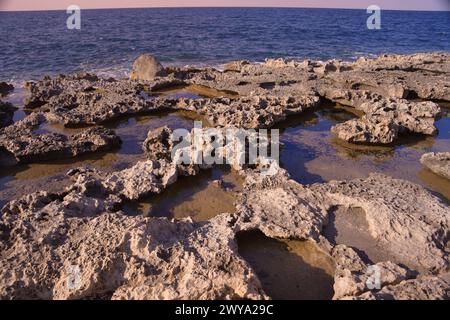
[[0, 52, 449, 300]]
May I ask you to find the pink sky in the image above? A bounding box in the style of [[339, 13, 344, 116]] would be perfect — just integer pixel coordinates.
[[1, 0, 449, 11]]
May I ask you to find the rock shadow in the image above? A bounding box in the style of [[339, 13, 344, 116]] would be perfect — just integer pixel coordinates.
[[236, 230, 335, 300], [323, 206, 392, 265]]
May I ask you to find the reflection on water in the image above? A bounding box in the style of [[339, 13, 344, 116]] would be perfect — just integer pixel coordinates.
[[236, 230, 335, 300], [280, 103, 450, 201], [123, 166, 242, 221]]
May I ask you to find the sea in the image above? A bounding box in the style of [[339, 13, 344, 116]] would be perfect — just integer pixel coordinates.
[[0, 7, 449, 82]]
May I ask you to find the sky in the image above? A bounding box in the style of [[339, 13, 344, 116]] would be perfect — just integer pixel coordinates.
[[1, 0, 450, 11]]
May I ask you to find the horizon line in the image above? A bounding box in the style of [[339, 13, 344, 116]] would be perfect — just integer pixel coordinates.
[[1, 6, 449, 13]]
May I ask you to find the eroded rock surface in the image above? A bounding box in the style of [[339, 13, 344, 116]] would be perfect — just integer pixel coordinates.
[[26, 74, 175, 125], [1, 52, 450, 300], [330, 98, 440, 144], [0, 113, 121, 163], [21, 52, 450, 139], [353, 274, 450, 300], [0, 201, 266, 299], [2, 160, 448, 300], [421, 152, 450, 180]]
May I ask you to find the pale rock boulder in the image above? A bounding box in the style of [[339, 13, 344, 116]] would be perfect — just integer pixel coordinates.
[[130, 54, 167, 81], [223, 60, 250, 72]]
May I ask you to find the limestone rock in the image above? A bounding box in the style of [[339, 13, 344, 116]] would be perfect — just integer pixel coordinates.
[[143, 126, 174, 161], [421, 152, 450, 180], [0, 113, 121, 163], [331, 114, 399, 144], [130, 54, 167, 81], [353, 275, 450, 300], [331, 99, 440, 144]]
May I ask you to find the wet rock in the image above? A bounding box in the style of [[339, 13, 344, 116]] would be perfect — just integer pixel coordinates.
[[340, 52, 450, 101], [0, 113, 121, 163], [239, 169, 450, 273], [0, 100, 17, 128], [421, 152, 450, 180], [0, 82, 14, 96], [1, 52, 450, 300], [313, 60, 353, 75], [25, 73, 99, 109], [142, 78, 186, 92], [130, 54, 167, 81], [235, 169, 328, 240], [64, 124, 222, 208]]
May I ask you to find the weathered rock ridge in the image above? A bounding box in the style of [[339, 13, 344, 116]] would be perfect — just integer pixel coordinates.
[[19, 52, 449, 146], [0, 113, 121, 163]]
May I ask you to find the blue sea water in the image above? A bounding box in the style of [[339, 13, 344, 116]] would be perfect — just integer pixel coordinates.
[[0, 7, 449, 82]]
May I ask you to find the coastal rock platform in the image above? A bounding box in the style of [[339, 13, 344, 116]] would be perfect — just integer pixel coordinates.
[[0, 52, 449, 300]]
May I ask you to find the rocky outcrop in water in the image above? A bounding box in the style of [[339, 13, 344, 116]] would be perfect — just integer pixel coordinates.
[[198, 95, 320, 129], [186, 52, 448, 143], [0, 113, 121, 163], [330, 99, 440, 144], [421, 152, 450, 180], [20, 52, 449, 144], [237, 169, 450, 299]]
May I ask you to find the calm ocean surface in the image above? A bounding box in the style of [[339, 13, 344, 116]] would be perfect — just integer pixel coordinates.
[[0, 8, 449, 82]]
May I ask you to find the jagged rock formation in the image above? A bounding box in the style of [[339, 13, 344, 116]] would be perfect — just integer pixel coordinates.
[[0, 113, 121, 163], [1, 123, 449, 300], [1, 52, 449, 300], [21, 52, 449, 145]]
